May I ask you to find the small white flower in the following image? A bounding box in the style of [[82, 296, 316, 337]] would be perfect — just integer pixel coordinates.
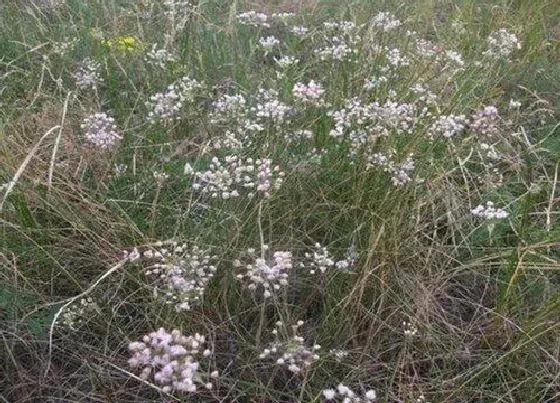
[[471, 201, 509, 220], [509, 99, 521, 109], [323, 389, 336, 400], [259, 35, 280, 53], [445, 50, 464, 66], [52, 37, 78, 56], [274, 55, 299, 68], [146, 44, 176, 69], [124, 247, 140, 262], [403, 321, 418, 337], [184, 162, 194, 175], [237, 11, 270, 27], [293, 80, 328, 107], [372, 11, 402, 31], [291, 25, 310, 37]]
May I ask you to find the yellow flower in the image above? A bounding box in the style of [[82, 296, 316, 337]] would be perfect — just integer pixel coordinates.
[[115, 36, 139, 52], [101, 35, 142, 52]]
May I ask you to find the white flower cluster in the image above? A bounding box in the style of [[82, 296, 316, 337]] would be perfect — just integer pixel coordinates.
[[484, 28, 521, 59], [509, 99, 521, 109], [367, 152, 415, 186], [403, 321, 418, 337], [236, 11, 294, 28], [408, 82, 438, 105], [386, 47, 410, 68], [328, 98, 372, 140], [479, 142, 500, 160], [52, 37, 78, 56], [300, 243, 353, 274], [259, 321, 320, 373], [146, 85, 182, 122], [415, 39, 439, 58], [211, 130, 246, 151], [303, 243, 334, 274], [415, 39, 465, 68], [469, 106, 500, 136], [316, 37, 358, 62], [162, 0, 194, 33], [37, 0, 66, 9], [191, 156, 285, 199], [291, 25, 310, 38], [114, 163, 127, 176], [259, 35, 280, 53], [372, 11, 402, 32], [322, 385, 377, 402], [328, 98, 418, 156], [470, 105, 499, 136], [329, 348, 350, 361], [146, 75, 204, 123], [252, 88, 292, 124], [471, 201, 508, 220], [274, 55, 300, 78], [235, 249, 291, 298], [323, 21, 360, 34], [74, 58, 103, 90], [128, 328, 218, 393], [146, 44, 176, 69], [210, 94, 247, 125], [270, 12, 295, 24], [237, 11, 270, 27], [163, 0, 193, 11], [131, 241, 218, 312], [60, 297, 98, 329], [81, 112, 121, 148], [284, 129, 313, 144], [274, 55, 299, 69], [316, 21, 361, 62], [427, 114, 468, 139], [153, 171, 169, 184], [293, 80, 329, 107], [364, 75, 388, 90], [372, 100, 417, 134], [445, 50, 465, 67]]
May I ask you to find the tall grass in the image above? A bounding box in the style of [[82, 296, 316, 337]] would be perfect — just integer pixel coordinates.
[[1, 0, 559, 401]]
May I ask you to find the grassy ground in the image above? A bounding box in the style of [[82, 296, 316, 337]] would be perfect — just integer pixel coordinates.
[[1, 0, 559, 402]]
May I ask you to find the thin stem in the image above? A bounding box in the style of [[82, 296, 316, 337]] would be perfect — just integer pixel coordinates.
[[255, 200, 266, 347]]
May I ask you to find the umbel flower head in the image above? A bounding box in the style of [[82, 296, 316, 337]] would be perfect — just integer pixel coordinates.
[[191, 156, 285, 199], [235, 248, 292, 298], [81, 112, 121, 148], [322, 384, 377, 402], [74, 58, 103, 90], [128, 328, 219, 393], [259, 321, 321, 373], [124, 241, 217, 312], [146, 75, 205, 123], [484, 28, 521, 59], [471, 201, 508, 220]]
